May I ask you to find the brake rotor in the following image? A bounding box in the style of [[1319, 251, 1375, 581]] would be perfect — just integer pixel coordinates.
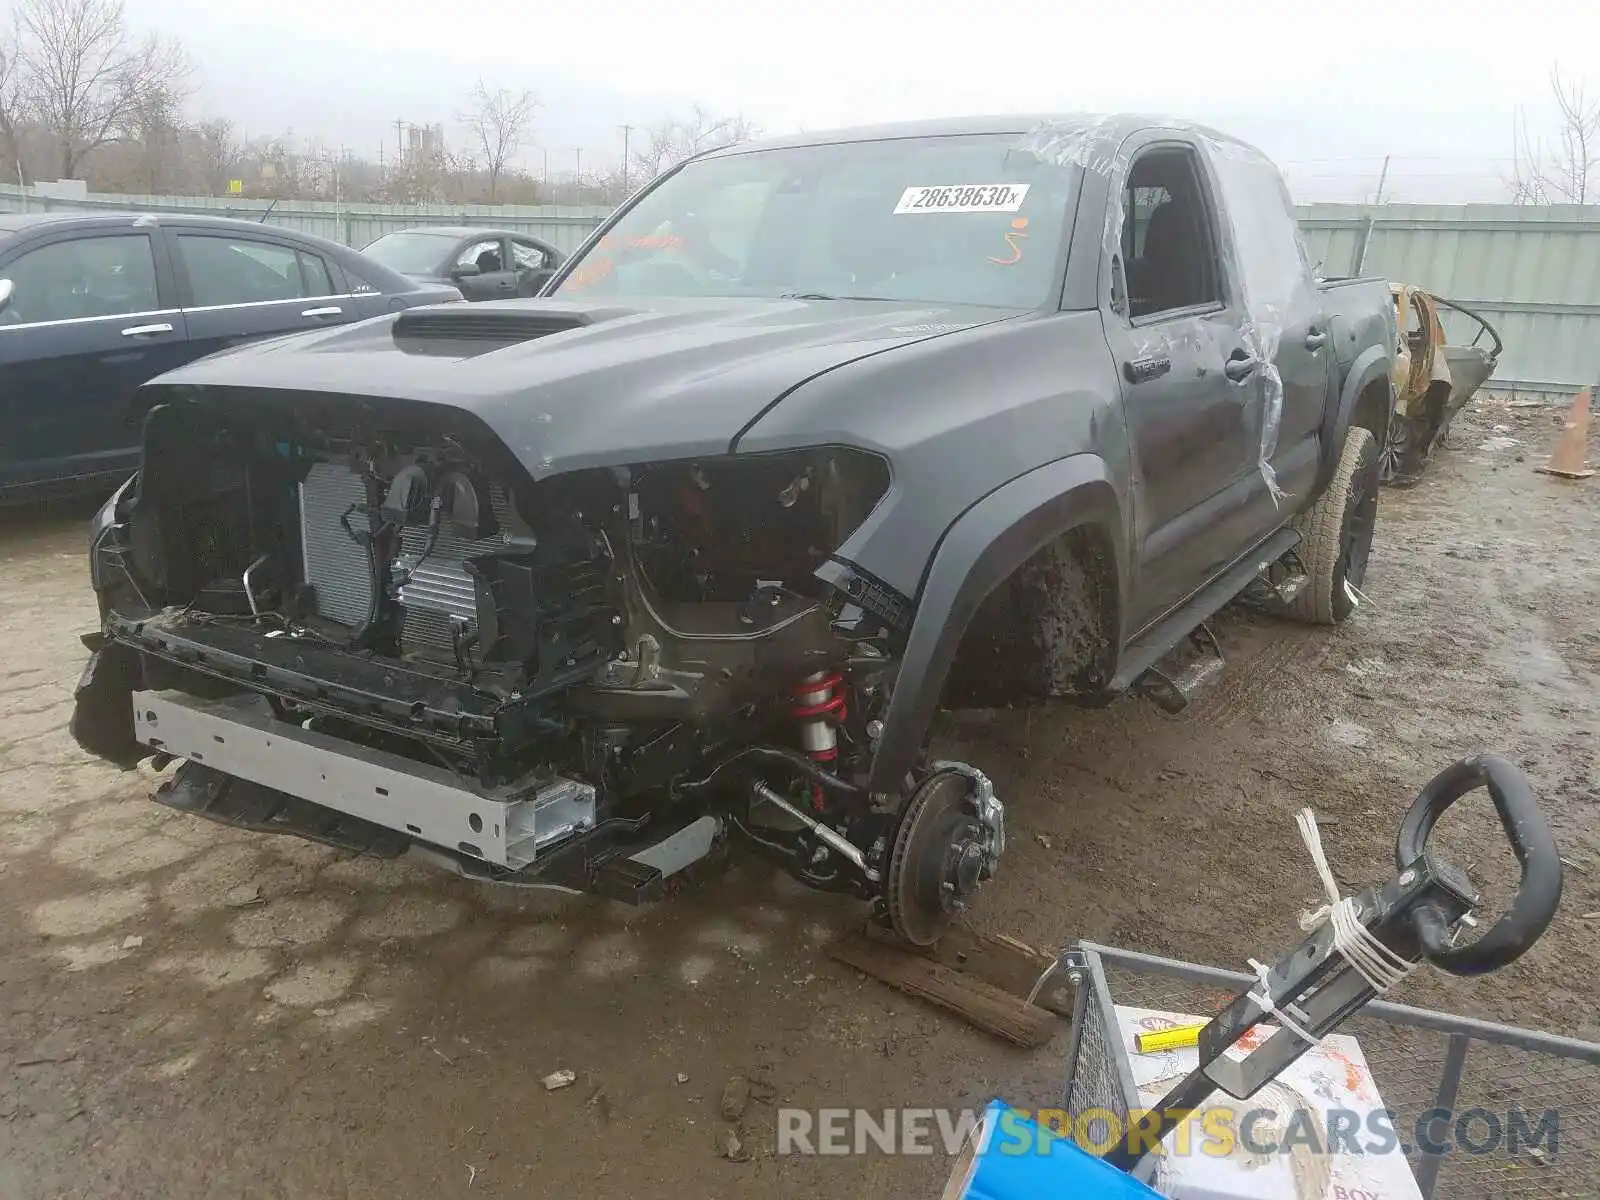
[[886, 770, 986, 947]]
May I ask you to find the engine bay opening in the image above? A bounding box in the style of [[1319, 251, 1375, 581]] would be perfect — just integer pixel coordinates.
[[98, 391, 894, 802], [78, 389, 1007, 924]]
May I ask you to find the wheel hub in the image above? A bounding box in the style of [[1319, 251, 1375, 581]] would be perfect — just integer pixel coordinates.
[[885, 766, 1004, 946]]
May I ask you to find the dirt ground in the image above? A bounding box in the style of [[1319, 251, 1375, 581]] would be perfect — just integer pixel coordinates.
[[1, 401, 1595, 1199]]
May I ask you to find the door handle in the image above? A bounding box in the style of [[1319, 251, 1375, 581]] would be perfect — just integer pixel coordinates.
[[1304, 329, 1329, 351], [1224, 352, 1258, 383], [301, 306, 343, 318], [121, 322, 173, 337]]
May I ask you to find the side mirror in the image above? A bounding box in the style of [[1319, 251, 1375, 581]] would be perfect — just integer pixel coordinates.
[[451, 263, 481, 279], [0, 278, 13, 314]]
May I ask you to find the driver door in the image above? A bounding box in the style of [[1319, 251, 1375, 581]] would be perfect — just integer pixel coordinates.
[[1101, 141, 1267, 630]]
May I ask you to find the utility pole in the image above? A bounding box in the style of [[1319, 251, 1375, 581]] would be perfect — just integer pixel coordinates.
[[394, 119, 407, 164], [574, 147, 583, 204], [1352, 155, 1393, 275], [619, 124, 634, 194]]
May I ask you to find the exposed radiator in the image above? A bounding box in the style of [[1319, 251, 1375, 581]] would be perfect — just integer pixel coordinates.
[[397, 484, 524, 656], [298, 461, 377, 628]]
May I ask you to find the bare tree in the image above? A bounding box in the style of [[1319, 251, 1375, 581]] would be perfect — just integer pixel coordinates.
[[121, 80, 182, 191], [189, 116, 242, 193], [462, 80, 535, 202], [1510, 69, 1600, 204], [629, 106, 759, 183], [1, 14, 28, 182], [16, 0, 190, 179]]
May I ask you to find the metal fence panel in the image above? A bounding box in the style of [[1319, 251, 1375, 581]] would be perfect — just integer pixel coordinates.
[[0, 184, 612, 255], [3, 184, 1598, 393], [1297, 203, 1600, 396]]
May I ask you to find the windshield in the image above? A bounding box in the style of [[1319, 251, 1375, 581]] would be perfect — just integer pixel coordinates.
[[361, 231, 456, 275], [554, 134, 1077, 308]]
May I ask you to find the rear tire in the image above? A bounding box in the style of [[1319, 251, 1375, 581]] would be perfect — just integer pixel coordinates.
[[1379, 411, 1427, 485], [1288, 426, 1379, 625]]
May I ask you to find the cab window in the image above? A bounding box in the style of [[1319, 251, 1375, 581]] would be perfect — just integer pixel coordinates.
[[458, 240, 504, 273], [0, 234, 161, 325], [1120, 149, 1225, 320], [513, 240, 551, 270], [179, 235, 310, 306]]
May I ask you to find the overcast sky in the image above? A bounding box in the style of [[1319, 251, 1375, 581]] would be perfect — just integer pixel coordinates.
[[132, 0, 1594, 202]]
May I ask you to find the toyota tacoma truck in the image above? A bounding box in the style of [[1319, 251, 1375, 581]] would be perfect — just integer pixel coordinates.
[[71, 115, 1394, 946]]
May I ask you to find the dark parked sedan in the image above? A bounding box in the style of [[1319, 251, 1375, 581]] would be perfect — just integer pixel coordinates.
[[360, 226, 565, 302], [0, 212, 461, 500]]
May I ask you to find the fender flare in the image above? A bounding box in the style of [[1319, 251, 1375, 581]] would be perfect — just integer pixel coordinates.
[[1314, 344, 1393, 498], [866, 454, 1125, 795]]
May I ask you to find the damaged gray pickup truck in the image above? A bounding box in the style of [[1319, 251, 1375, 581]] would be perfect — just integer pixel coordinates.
[[72, 115, 1394, 946]]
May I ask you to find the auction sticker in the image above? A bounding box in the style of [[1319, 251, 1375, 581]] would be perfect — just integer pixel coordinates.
[[893, 184, 1030, 214]]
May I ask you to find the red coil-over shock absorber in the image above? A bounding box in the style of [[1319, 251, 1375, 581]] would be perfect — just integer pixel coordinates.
[[791, 670, 847, 810]]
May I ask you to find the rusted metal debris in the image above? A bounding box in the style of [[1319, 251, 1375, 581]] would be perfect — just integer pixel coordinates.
[[1384, 284, 1503, 484]]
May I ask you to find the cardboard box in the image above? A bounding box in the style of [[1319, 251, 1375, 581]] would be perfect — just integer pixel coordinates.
[[1114, 1005, 1423, 1200]]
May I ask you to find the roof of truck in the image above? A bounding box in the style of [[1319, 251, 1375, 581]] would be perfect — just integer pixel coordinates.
[[702, 113, 1261, 160]]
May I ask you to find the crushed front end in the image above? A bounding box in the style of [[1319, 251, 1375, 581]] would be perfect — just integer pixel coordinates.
[[74, 389, 1002, 943]]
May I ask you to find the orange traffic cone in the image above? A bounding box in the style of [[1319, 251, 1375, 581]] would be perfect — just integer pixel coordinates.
[[1536, 387, 1595, 479]]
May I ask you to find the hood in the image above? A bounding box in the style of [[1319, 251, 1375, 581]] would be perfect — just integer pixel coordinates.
[[144, 296, 1015, 478]]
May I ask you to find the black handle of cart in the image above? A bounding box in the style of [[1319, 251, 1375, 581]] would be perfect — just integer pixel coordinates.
[[1057, 754, 1577, 1192], [1394, 753, 1563, 976]]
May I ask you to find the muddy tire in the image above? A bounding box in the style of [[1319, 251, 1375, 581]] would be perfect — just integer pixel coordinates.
[[1288, 426, 1379, 625]]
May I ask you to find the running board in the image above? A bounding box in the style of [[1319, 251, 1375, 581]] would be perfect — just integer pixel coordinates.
[[1134, 622, 1225, 714], [1112, 527, 1301, 694]]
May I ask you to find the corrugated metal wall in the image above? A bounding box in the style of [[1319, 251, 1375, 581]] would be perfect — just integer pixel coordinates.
[[3, 184, 1597, 394], [1297, 204, 1600, 396]]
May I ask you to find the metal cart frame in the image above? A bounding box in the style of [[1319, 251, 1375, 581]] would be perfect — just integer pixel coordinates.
[[1061, 941, 1600, 1199]]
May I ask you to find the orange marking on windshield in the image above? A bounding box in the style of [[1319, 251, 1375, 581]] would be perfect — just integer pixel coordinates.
[[563, 257, 615, 292], [988, 218, 1029, 266], [622, 234, 685, 250]]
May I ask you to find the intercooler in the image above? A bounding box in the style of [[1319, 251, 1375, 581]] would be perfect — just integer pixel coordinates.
[[298, 460, 525, 655]]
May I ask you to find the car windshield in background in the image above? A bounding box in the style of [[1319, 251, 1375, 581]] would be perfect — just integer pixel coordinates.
[[554, 134, 1077, 309], [361, 231, 456, 275]]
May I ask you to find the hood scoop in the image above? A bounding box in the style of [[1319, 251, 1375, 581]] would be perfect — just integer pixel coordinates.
[[392, 306, 593, 350]]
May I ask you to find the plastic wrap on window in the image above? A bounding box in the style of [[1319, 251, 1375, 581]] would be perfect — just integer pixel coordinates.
[[1015, 115, 1131, 178], [1015, 116, 1137, 273]]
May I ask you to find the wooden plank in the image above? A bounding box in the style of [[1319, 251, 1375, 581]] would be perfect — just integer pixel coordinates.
[[862, 923, 1074, 1018], [827, 931, 1059, 1048]]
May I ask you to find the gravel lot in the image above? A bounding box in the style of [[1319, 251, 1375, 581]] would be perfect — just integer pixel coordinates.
[[2, 401, 1595, 1198]]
